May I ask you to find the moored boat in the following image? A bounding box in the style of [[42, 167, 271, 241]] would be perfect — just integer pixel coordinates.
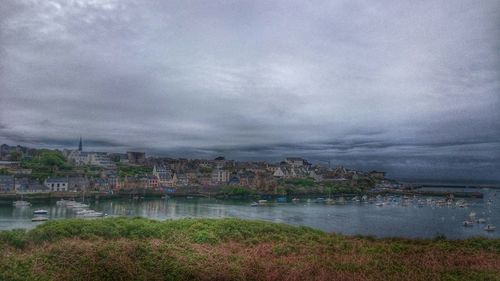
[[462, 220, 474, 227], [78, 211, 105, 218], [33, 209, 48, 215], [13, 200, 31, 207], [484, 224, 496, 232]]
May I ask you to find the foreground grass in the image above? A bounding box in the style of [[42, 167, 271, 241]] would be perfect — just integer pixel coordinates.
[[1, 218, 500, 281]]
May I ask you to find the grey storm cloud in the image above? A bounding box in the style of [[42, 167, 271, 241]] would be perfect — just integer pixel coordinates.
[[1, 0, 499, 182]]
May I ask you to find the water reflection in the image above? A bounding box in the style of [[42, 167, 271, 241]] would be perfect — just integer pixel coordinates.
[[0, 189, 498, 239]]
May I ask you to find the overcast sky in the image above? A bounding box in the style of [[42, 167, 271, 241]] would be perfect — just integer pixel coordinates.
[[1, 0, 499, 182]]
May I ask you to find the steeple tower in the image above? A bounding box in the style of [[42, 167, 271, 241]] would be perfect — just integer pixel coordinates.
[[78, 136, 82, 152]]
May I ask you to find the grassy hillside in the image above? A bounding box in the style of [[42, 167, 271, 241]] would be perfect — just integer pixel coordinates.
[[1, 218, 499, 281]]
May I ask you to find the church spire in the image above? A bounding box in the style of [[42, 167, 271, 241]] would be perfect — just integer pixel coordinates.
[[78, 136, 82, 152]]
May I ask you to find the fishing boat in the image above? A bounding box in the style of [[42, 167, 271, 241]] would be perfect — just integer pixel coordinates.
[[32, 216, 49, 222], [484, 224, 496, 232], [33, 209, 48, 215], [13, 200, 31, 207], [462, 220, 474, 227]]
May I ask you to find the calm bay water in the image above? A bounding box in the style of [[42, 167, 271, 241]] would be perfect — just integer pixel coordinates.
[[1, 189, 498, 239]]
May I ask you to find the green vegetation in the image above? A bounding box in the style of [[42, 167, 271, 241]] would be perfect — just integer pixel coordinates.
[[0, 218, 499, 281], [0, 168, 11, 175], [218, 186, 255, 197], [282, 178, 315, 187], [117, 164, 152, 177], [20, 150, 73, 181], [280, 177, 375, 196], [323, 182, 363, 194]]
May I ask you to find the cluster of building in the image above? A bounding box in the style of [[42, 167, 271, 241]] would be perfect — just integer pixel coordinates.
[[0, 140, 388, 194], [63, 137, 146, 167]]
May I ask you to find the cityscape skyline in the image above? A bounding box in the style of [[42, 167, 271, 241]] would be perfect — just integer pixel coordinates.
[[1, 0, 499, 182]]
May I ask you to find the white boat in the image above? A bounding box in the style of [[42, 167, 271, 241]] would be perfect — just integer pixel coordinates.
[[77, 211, 105, 217], [13, 200, 31, 207], [56, 199, 74, 206], [476, 218, 487, 224], [32, 216, 49, 222], [67, 202, 89, 209], [33, 209, 48, 215], [463, 220, 474, 227], [484, 224, 496, 232], [375, 202, 384, 207], [250, 202, 259, 207], [292, 198, 300, 203], [76, 209, 96, 215]]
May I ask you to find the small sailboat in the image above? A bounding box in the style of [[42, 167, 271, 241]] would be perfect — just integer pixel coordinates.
[[462, 220, 474, 227], [13, 193, 31, 207], [484, 224, 496, 232]]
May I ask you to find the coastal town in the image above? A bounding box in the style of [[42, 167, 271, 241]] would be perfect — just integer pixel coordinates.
[[0, 139, 394, 199]]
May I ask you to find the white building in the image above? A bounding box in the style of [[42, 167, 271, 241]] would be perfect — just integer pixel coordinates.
[[211, 169, 230, 184], [44, 178, 68, 192]]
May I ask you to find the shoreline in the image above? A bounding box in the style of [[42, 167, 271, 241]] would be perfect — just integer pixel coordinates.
[[0, 187, 488, 205]]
